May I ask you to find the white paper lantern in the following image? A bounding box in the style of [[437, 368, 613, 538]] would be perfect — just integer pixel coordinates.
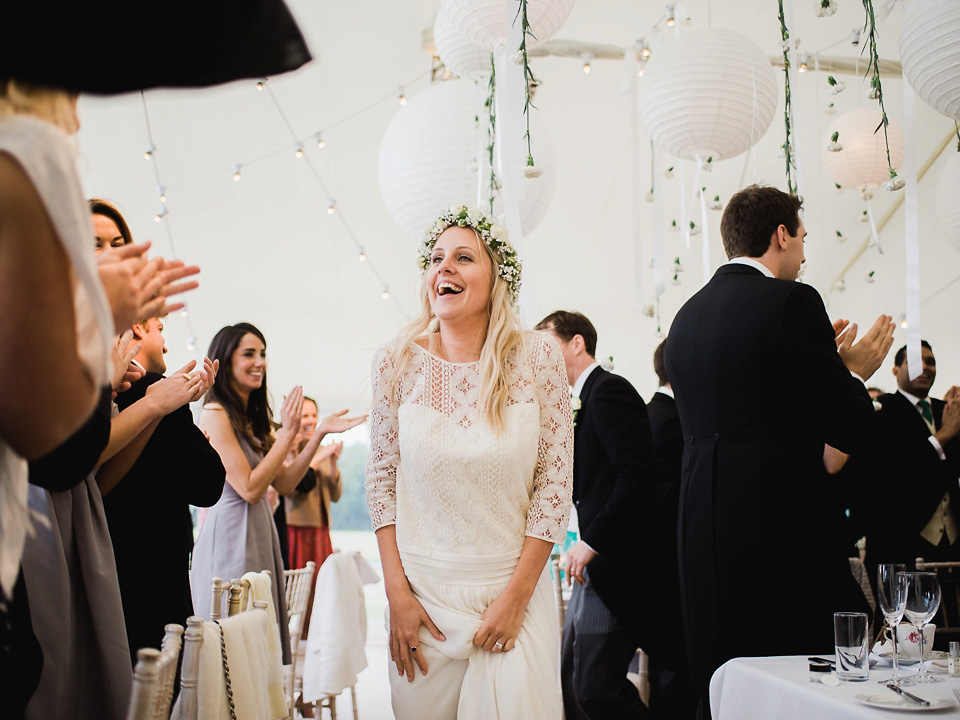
[[379, 79, 557, 241], [900, 0, 960, 122], [434, 6, 491, 80], [820, 109, 904, 190], [635, 29, 778, 162], [935, 152, 960, 252], [443, 0, 575, 52]]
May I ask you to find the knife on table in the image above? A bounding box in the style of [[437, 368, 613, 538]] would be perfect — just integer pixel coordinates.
[[886, 683, 931, 707]]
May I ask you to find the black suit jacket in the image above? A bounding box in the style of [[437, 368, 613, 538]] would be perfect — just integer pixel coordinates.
[[573, 367, 658, 649], [665, 264, 874, 688], [863, 392, 960, 570], [103, 372, 225, 662]]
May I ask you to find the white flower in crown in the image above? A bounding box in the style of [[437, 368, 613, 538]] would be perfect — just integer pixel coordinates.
[[817, 0, 838, 18], [417, 204, 523, 303]]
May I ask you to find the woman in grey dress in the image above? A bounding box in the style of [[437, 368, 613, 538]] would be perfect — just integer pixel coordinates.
[[191, 323, 364, 662]]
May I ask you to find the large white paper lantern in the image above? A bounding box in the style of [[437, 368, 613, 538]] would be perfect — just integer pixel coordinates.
[[434, 6, 491, 80], [379, 79, 557, 241], [821, 109, 905, 190], [936, 152, 960, 252], [635, 29, 778, 161], [900, 0, 960, 121], [443, 0, 575, 52]]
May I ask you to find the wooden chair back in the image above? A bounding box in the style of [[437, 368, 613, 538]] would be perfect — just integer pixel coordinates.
[[283, 561, 317, 715], [126, 623, 184, 720], [915, 558, 960, 648]]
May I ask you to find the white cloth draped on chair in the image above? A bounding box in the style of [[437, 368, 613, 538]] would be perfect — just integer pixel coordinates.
[[301, 551, 378, 702], [241, 571, 287, 718]]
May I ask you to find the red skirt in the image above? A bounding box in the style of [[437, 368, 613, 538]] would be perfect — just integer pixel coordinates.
[[287, 524, 334, 637]]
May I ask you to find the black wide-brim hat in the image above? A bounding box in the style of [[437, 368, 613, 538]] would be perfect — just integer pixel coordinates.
[[0, 0, 311, 94]]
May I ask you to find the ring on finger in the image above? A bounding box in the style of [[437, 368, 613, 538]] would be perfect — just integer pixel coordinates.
[[494, 640, 504, 651], [410, 646, 418, 653]]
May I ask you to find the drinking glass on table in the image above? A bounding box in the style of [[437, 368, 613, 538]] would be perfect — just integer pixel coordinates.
[[876, 564, 908, 685], [834, 612, 870, 681], [901, 572, 941, 685]]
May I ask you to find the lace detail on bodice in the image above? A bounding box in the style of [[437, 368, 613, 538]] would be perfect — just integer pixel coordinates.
[[365, 331, 573, 554]]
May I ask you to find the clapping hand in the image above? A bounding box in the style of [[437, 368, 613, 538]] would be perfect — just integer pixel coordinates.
[[831, 318, 851, 349], [937, 386, 960, 443], [187, 357, 218, 402], [309, 441, 343, 472], [318, 409, 368, 436], [837, 314, 895, 380], [280, 386, 305, 439], [111, 331, 144, 396], [145, 360, 204, 415]]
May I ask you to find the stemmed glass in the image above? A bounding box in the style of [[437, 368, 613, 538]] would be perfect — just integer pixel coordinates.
[[876, 564, 908, 685], [901, 571, 942, 685]]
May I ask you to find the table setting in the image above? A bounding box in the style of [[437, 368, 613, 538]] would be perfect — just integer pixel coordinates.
[[711, 567, 960, 718]]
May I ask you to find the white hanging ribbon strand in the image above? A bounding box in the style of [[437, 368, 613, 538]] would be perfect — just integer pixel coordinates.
[[902, 76, 923, 380], [476, 81, 486, 208], [678, 162, 689, 250], [865, 196, 884, 254], [625, 46, 645, 301], [653, 146, 666, 297], [699, 185, 711, 284]]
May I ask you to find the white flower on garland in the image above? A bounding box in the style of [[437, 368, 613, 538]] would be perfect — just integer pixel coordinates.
[[645, 189, 655, 203], [826, 131, 843, 152], [881, 169, 905, 191], [827, 76, 846, 95], [865, 270, 876, 283], [664, 166, 675, 179], [817, 0, 838, 17], [509, 52, 524, 65], [689, 221, 701, 236], [778, 142, 794, 159], [700, 156, 714, 172], [672, 273, 682, 286], [836, 230, 846, 242], [418, 205, 523, 303], [710, 195, 722, 211], [836, 278, 846, 292], [642, 304, 655, 318], [825, 102, 837, 115], [860, 210, 870, 223], [523, 164, 543, 179], [866, 86, 879, 100]]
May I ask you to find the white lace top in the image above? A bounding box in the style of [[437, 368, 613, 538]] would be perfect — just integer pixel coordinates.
[[366, 331, 574, 556]]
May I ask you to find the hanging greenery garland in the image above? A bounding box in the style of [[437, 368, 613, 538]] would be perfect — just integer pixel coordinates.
[[861, 0, 904, 190], [777, 0, 798, 195]]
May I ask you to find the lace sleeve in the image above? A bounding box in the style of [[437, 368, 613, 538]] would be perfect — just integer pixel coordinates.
[[364, 344, 399, 530], [524, 332, 574, 543]]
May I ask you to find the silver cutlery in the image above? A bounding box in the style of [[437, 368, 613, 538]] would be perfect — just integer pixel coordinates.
[[886, 683, 931, 707]]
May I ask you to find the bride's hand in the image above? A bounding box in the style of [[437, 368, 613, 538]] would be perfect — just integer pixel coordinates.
[[388, 588, 445, 682], [472, 590, 526, 654]]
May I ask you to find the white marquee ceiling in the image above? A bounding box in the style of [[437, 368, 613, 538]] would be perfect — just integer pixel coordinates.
[[75, 0, 960, 419]]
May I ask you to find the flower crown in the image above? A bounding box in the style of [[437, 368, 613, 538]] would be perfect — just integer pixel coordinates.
[[417, 205, 522, 303]]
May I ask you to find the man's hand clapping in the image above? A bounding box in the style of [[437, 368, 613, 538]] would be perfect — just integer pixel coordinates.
[[836, 314, 896, 380]]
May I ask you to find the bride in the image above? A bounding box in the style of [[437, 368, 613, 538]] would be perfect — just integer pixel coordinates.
[[366, 206, 573, 719]]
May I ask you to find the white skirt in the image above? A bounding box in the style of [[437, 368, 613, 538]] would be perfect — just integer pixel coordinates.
[[389, 547, 561, 720]]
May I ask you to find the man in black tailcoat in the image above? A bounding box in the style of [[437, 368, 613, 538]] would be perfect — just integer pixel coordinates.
[[537, 311, 657, 719], [664, 185, 895, 718]]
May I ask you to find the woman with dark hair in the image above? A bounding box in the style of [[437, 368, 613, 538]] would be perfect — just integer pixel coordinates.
[[190, 322, 364, 660], [90, 197, 133, 252]]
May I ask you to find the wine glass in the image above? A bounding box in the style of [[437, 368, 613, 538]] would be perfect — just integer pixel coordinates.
[[901, 572, 941, 685], [876, 564, 908, 685]]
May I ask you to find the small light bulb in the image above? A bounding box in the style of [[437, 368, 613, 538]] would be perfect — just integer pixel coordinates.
[[144, 142, 155, 160], [181, 308, 188, 318], [667, 15, 675, 27], [233, 164, 241, 181], [638, 64, 646, 77], [295, 145, 304, 159], [315, 133, 325, 149], [583, 62, 591, 74], [901, 319, 908, 329], [158, 185, 167, 203], [398, 87, 407, 105], [641, 47, 651, 59], [327, 201, 336, 214], [154, 207, 167, 223], [357, 248, 366, 262], [256, 80, 264, 91], [382, 287, 390, 300]]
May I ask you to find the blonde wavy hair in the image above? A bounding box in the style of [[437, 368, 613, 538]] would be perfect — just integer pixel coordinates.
[[388, 227, 523, 434], [0, 79, 79, 134]]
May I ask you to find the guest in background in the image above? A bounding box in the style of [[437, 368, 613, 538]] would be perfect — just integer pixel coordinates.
[[285, 395, 343, 635], [101, 315, 224, 665], [536, 310, 656, 720], [190, 322, 364, 663], [646, 339, 695, 720], [863, 342, 960, 576], [665, 184, 894, 718]]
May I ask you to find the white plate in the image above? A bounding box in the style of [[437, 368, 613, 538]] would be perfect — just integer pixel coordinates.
[[876, 650, 949, 666], [854, 692, 956, 711]]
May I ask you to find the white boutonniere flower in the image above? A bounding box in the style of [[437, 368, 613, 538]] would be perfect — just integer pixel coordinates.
[[571, 396, 581, 425]]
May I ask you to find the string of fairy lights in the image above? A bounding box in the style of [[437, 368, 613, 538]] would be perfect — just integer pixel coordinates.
[[140, 71, 431, 348]]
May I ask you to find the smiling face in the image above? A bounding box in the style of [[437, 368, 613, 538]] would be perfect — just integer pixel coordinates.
[[136, 317, 167, 374], [426, 226, 494, 324], [777, 216, 807, 281], [229, 332, 266, 396], [93, 213, 127, 254], [301, 398, 318, 441], [895, 345, 936, 398]]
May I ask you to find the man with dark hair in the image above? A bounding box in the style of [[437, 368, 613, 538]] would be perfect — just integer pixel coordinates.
[[646, 339, 694, 719], [535, 310, 657, 719], [665, 184, 895, 717], [863, 341, 960, 575]]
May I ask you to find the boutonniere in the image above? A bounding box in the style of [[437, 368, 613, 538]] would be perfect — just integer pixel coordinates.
[[571, 396, 581, 426]]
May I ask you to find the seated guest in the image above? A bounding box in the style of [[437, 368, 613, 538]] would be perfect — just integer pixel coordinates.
[[864, 342, 960, 576], [102, 315, 225, 665]]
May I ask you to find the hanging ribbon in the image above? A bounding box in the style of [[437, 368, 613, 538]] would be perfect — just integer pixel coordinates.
[[902, 76, 923, 380], [699, 185, 711, 284], [475, 81, 486, 208], [652, 146, 666, 298], [865, 196, 884, 254], [678, 162, 689, 250], [624, 45, 645, 301]]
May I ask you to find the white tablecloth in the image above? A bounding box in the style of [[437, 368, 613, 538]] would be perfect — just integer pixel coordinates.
[[711, 656, 960, 719]]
